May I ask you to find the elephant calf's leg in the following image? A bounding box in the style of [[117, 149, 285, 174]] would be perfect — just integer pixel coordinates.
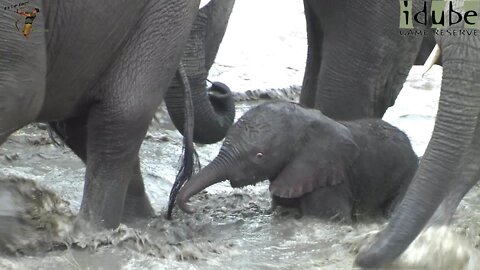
[[300, 184, 353, 223]]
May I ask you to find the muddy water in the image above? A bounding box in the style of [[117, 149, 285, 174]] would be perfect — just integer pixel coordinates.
[[2, 66, 480, 269]]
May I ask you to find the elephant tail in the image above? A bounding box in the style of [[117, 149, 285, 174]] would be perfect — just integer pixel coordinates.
[[167, 63, 200, 219]]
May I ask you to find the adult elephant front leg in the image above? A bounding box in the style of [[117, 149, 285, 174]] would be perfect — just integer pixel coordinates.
[[78, 0, 198, 229], [80, 104, 154, 228]]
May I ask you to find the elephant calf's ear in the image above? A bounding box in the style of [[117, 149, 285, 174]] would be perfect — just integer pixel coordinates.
[[269, 121, 359, 198]]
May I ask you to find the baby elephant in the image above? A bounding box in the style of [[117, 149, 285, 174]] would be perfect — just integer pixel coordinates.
[[176, 102, 418, 223]]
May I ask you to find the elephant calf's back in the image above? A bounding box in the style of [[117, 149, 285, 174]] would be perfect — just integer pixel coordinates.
[[345, 119, 418, 218]]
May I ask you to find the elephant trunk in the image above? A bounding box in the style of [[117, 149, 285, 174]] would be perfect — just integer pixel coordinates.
[[177, 157, 228, 213], [355, 39, 480, 268], [165, 0, 236, 144]]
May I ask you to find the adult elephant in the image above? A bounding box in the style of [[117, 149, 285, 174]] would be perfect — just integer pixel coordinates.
[[0, 0, 234, 229], [300, 0, 427, 120], [355, 1, 480, 268]]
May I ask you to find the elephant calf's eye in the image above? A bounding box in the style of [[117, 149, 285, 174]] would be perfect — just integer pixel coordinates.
[[255, 152, 264, 159]]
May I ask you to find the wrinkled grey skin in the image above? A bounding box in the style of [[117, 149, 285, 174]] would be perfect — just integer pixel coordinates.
[[176, 102, 418, 223], [163, 0, 428, 122], [355, 0, 480, 267], [166, 0, 236, 144], [300, 0, 429, 120], [0, 0, 232, 229]]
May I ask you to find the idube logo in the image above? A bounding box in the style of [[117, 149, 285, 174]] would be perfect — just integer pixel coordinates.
[[400, 0, 480, 36]]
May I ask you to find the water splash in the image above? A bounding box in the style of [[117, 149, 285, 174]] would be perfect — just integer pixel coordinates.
[[390, 226, 480, 269], [0, 176, 74, 254]]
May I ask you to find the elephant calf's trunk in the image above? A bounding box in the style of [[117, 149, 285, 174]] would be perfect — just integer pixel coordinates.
[[176, 162, 226, 213]]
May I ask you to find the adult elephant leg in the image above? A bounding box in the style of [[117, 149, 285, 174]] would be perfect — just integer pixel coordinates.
[[299, 0, 323, 108], [79, 103, 155, 228], [165, 0, 236, 144], [49, 117, 154, 221], [309, 0, 423, 120], [355, 33, 480, 267], [78, 0, 198, 229]]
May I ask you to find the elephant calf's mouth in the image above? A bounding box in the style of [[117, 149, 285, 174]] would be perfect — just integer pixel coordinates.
[[229, 177, 266, 188]]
